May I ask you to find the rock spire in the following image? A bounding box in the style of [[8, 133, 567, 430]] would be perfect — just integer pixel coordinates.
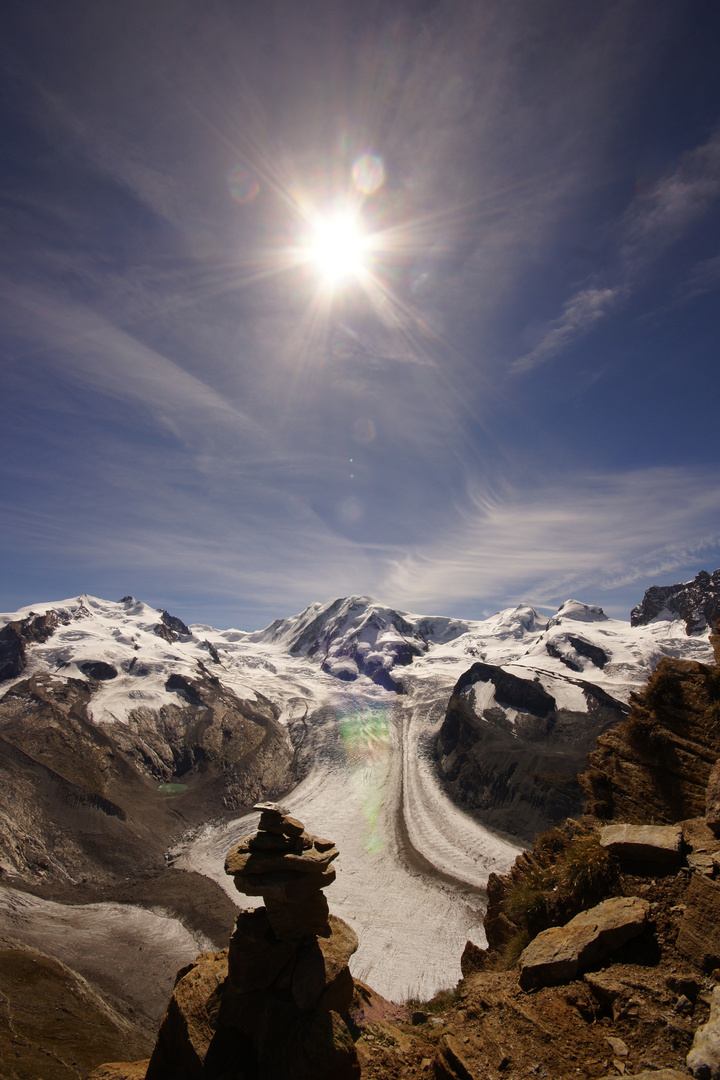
[[144, 803, 360, 1080]]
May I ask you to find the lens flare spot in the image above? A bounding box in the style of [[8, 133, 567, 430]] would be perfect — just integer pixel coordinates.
[[352, 153, 386, 196], [339, 708, 390, 853], [228, 164, 259, 204]]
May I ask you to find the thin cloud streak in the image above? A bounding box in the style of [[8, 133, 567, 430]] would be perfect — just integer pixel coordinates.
[[384, 467, 720, 611], [0, 283, 265, 448], [514, 129, 720, 372]]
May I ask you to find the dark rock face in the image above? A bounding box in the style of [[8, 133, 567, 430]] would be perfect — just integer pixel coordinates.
[[80, 661, 119, 681], [0, 610, 68, 682], [436, 663, 627, 840], [580, 658, 720, 824], [0, 672, 295, 884], [546, 634, 609, 672], [160, 609, 191, 636], [630, 569, 720, 635]]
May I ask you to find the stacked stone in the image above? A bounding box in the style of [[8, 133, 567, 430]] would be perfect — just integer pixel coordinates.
[[225, 801, 339, 940], [215, 802, 360, 1080]]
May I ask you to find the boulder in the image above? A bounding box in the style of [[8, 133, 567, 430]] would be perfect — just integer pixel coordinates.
[[291, 915, 358, 1012], [145, 950, 228, 1080], [599, 1072, 690, 1080], [688, 984, 720, 1078], [518, 896, 649, 990], [226, 907, 298, 992], [88, 1065, 150, 1080], [599, 824, 683, 865], [677, 875, 720, 971], [706, 760, 720, 836]]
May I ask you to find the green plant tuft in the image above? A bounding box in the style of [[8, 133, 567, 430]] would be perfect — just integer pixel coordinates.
[[501, 928, 532, 969]]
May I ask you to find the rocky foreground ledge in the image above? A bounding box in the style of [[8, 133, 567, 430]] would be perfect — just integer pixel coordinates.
[[91, 650, 720, 1080]]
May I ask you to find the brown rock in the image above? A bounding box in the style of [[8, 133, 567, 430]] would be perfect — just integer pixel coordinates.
[[227, 908, 298, 991], [434, 1032, 481, 1080], [291, 915, 359, 1011], [706, 760, 720, 835], [518, 896, 649, 990], [265, 890, 330, 940], [687, 983, 720, 1078], [303, 1009, 360, 1079], [145, 950, 228, 1080], [230, 866, 337, 901], [460, 939, 492, 976], [599, 1073, 689, 1079], [599, 823, 683, 865], [676, 874, 720, 970], [88, 1065, 150, 1080], [225, 842, 338, 877]]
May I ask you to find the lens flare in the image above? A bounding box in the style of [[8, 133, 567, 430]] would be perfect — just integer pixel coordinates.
[[339, 707, 391, 853], [228, 164, 259, 204], [352, 153, 385, 196]]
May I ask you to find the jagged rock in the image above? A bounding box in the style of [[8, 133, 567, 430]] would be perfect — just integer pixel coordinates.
[[144, 949, 228, 1080], [89, 1064, 150, 1079], [676, 875, 720, 971], [290, 916, 358, 1011], [706, 760, 720, 836], [436, 660, 627, 839], [518, 896, 649, 990], [434, 1031, 482, 1079], [226, 907, 298, 993], [0, 610, 66, 681], [226, 803, 340, 939], [581, 658, 720, 824], [599, 1073, 689, 1079], [631, 569, 720, 635], [460, 939, 491, 976], [687, 984, 720, 1078], [599, 823, 683, 865]]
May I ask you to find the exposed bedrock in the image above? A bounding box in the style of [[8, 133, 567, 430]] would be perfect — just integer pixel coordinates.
[[0, 609, 68, 682], [581, 657, 720, 824], [0, 671, 294, 885], [435, 661, 627, 840], [631, 568, 720, 635]]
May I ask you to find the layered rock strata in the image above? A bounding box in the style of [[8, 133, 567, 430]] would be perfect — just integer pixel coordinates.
[[144, 804, 360, 1080], [581, 658, 720, 824]]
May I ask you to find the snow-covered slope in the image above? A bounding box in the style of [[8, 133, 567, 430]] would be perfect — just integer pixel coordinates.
[[0, 584, 716, 1001]]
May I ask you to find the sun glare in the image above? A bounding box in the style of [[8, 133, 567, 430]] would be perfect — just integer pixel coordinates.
[[307, 212, 368, 287]]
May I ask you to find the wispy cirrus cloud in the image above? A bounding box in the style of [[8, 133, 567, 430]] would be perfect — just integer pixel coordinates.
[[383, 466, 720, 612], [514, 129, 720, 372]]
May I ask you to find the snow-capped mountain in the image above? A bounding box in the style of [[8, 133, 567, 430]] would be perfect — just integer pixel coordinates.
[[0, 576, 717, 1013]]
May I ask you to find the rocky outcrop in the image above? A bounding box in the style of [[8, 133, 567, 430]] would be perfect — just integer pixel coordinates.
[[143, 805, 360, 1080], [0, 671, 294, 884], [630, 569, 720, 635], [0, 609, 68, 681], [0, 933, 152, 1080], [517, 895, 649, 990], [676, 875, 720, 972], [687, 984, 720, 1078], [706, 760, 720, 835], [599, 824, 684, 866], [436, 662, 627, 839], [581, 658, 720, 824]]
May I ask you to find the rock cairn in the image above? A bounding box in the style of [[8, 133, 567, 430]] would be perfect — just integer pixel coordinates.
[[217, 802, 360, 1080], [144, 803, 360, 1080]]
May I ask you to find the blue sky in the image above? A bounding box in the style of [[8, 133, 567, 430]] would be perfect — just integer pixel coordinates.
[[1, 0, 720, 629]]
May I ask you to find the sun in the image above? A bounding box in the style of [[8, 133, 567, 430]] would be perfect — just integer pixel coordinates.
[[305, 211, 369, 288]]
